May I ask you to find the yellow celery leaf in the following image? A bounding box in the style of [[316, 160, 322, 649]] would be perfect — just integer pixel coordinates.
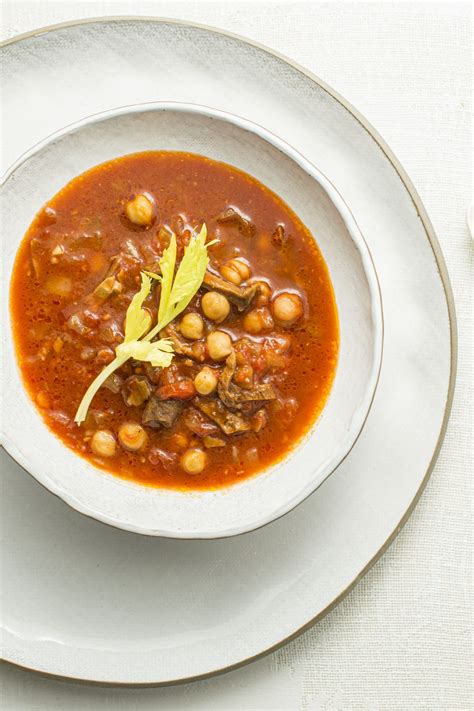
[[75, 224, 215, 424], [167, 224, 209, 310], [74, 354, 127, 424], [157, 233, 177, 324], [145, 224, 215, 341], [116, 338, 174, 367], [123, 272, 153, 343]]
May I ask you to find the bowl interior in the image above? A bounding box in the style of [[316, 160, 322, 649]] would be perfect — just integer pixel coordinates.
[[1, 103, 382, 537]]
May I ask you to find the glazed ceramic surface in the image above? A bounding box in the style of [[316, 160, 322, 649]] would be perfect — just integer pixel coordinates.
[[0, 19, 454, 684], [1, 103, 382, 538]]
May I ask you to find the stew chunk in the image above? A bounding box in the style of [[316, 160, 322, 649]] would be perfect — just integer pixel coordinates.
[[142, 398, 182, 429]]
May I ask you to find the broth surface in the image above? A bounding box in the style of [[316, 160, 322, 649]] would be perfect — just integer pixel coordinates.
[[11, 152, 339, 489]]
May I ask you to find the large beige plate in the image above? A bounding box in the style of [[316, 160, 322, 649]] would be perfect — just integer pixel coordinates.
[[0, 18, 456, 685]]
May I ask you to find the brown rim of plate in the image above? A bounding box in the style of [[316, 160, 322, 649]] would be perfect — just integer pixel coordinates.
[[0, 16, 458, 687]]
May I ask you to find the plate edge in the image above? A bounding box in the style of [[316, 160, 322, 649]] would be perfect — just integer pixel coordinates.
[[0, 14, 458, 687]]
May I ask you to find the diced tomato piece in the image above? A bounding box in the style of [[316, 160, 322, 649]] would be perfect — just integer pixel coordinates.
[[159, 364, 181, 387], [157, 378, 196, 400]]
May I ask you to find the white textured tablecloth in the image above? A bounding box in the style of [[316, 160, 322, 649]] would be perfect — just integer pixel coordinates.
[[1, 2, 472, 709]]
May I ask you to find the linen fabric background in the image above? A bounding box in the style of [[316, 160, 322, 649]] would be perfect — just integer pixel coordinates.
[[1, 2, 472, 710]]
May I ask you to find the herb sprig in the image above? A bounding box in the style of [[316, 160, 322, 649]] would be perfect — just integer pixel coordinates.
[[74, 224, 213, 424]]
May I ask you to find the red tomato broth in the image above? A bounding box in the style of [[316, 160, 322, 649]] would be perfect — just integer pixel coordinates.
[[10, 151, 339, 490]]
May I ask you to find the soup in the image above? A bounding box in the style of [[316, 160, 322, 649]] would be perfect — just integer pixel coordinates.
[[10, 152, 339, 490]]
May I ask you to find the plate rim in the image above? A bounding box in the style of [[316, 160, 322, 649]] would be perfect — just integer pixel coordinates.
[[0, 15, 458, 687]]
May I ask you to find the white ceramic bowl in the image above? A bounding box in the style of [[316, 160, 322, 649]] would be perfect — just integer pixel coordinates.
[[1, 103, 383, 538]]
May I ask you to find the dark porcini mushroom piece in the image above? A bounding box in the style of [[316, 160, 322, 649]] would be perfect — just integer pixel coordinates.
[[142, 397, 183, 429], [216, 207, 255, 237], [271, 224, 289, 248], [217, 352, 276, 410], [202, 272, 258, 312], [103, 372, 124, 394], [194, 397, 252, 435], [160, 323, 206, 362]]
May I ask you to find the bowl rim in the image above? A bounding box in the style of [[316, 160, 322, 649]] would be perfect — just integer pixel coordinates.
[[1, 100, 384, 538]]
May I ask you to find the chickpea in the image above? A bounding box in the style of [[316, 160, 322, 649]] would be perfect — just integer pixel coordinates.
[[233, 259, 251, 281], [180, 312, 204, 340], [271, 292, 304, 325], [118, 422, 147, 452], [201, 291, 230, 322], [243, 307, 273, 334], [194, 367, 218, 395], [222, 259, 251, 286], [125, 193, 155, 226], [225, 259, 250, 281], [243, 310, 263, 334], [180, 448, 207, 475], [91, 429, 116, 458], [220, 263, 241, 285], [207, 330, 233, 361]]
